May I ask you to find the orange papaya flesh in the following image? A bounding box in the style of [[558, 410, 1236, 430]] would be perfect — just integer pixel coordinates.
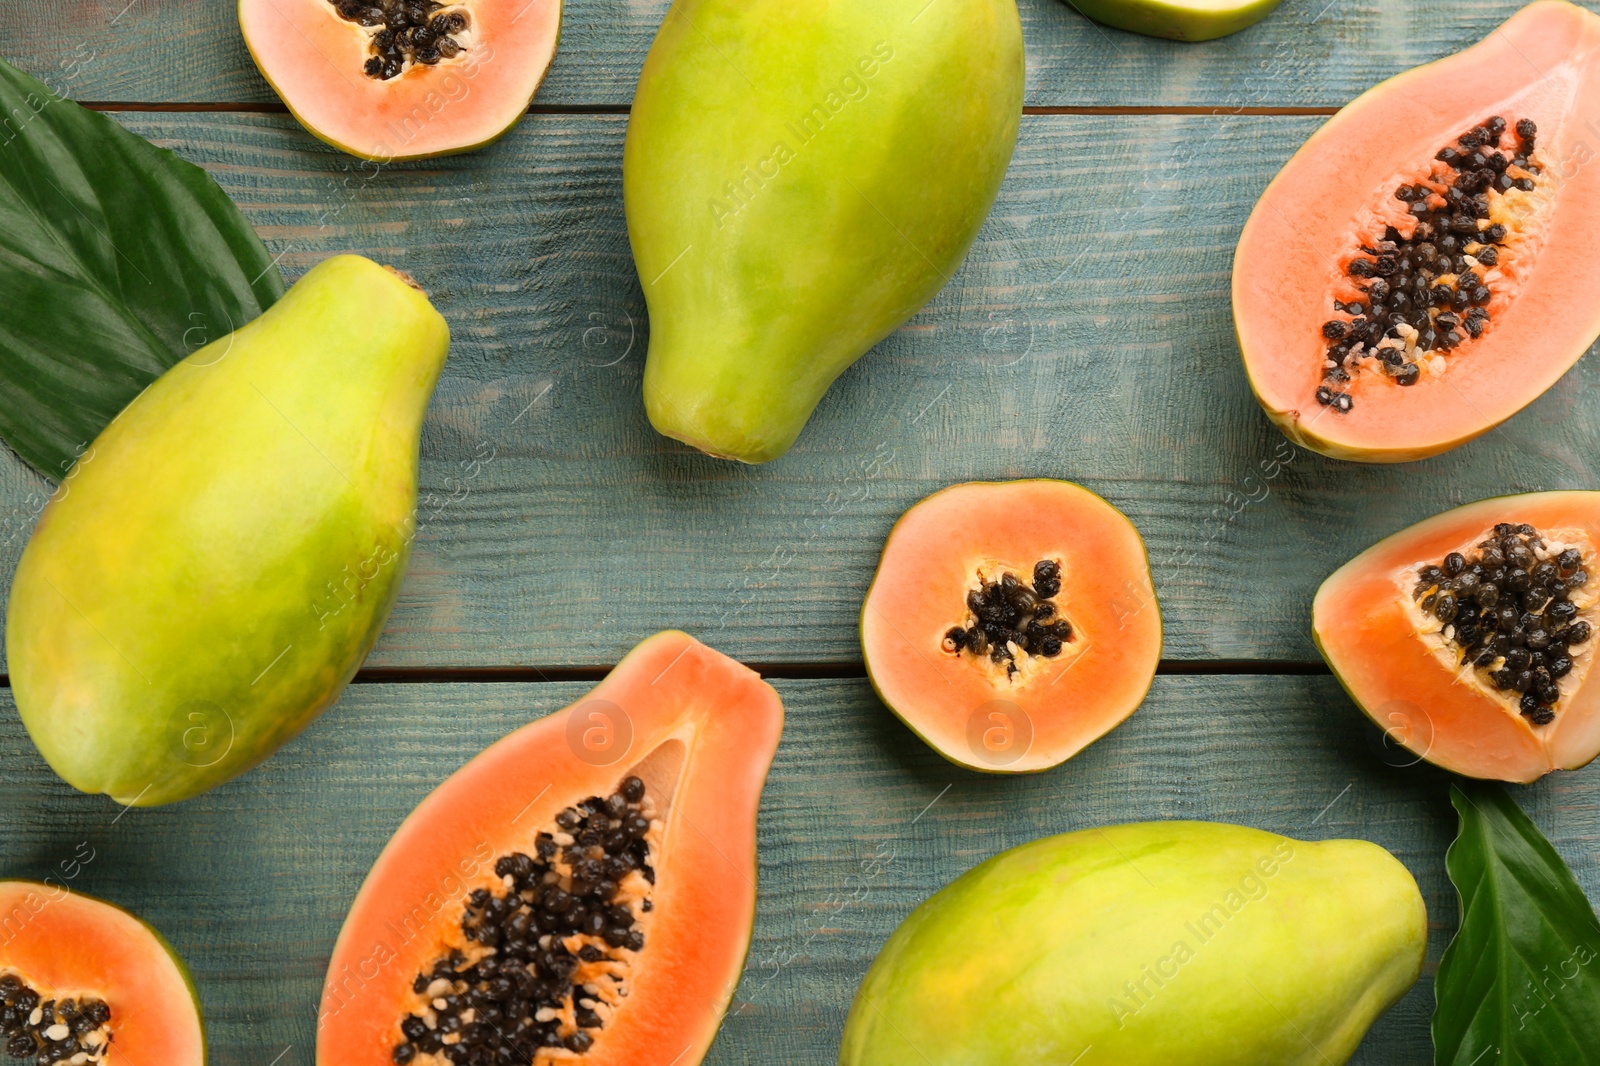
[[316, 632, 783, 1066], [0, 880, 204, 1065], [1314, 491, 1600, 783], [860, 481, 1161, 774], [239, 0, 561, 161], [1235, 0, 1600, 463]]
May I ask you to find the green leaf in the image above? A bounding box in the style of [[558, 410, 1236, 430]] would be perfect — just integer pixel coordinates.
[[1434, 781, 1600, 1065], [0, 56, 283, 480]]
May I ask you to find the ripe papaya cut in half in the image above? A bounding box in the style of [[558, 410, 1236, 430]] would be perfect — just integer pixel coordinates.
[[239, 0, 561, 161], [0, 880, 204, 1065], [1065, 0, 1285, 42], [861, 481, 1161, 773], [316, 632, 783, 1066], [1314, 491, 1600, 783], [1235, 0, 1600, 463]]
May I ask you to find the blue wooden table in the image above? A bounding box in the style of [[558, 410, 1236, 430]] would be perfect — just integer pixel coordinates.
[[2, 1, 1600, 1062]]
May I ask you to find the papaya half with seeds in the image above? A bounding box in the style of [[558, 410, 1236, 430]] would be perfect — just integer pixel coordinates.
[[1235, 0, 1600, 463], [316, 632, 783, 1066], [840, 822, 1426, 1065], [1063, 0, 1285, 42], [0, 880, 205, 1065], [860, 481, 1160, 773], [1315, 491, 1600, 783], [625, 0, 1023, 463], [239, 0, 561, 161]]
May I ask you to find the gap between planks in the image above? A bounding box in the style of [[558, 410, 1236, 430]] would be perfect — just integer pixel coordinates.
[[77, 102, 1341, 117], [0, 661, 1333, 688], [351, 660, 1334, 682], [35, 98, 1338, 688]]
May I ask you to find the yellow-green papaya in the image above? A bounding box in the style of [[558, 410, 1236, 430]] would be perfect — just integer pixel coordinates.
[[1066, 0, 1285, 42], [5, 255, 449, 806], [625, 0, 1024, 463], [841, 821, 1426, 1065]]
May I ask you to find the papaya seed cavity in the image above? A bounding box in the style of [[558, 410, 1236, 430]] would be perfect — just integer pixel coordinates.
[[331, 1, 470, 80], [1411, 522, 1593, 726], [945, 559, 1074, 677], [392, 775, 660, 1064], [0, 973, 114, 1065], [1319, 116, 1547, 412]]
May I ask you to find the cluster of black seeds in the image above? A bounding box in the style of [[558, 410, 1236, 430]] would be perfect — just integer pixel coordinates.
[[1318, 117, 1542, 412], [0, 975, 112, 1065], [393, 776, 654, 1064], [331, 1, 469, 80], [1414, 523, 1591, 725], [944, 560, 1073, 674]]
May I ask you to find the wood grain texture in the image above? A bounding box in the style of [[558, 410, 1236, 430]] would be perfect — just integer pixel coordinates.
[[0, 674, 1595, 1064], [3, 111, 1600, 669], [6, 0, 1597, 110], [0, 7, 1593, 1066]]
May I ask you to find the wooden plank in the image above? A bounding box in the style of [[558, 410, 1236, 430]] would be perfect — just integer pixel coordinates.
[[0, 674, 1594, 1063], [4, 111, 1600, 669], [6, 0, 1594, 110]]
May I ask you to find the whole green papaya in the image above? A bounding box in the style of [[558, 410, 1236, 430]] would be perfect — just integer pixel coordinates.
[[841, 821, 1426, 1065], [625, 0, 1024, 463], [1065, 0, 1285, 42], [5, 255, 449, 806]]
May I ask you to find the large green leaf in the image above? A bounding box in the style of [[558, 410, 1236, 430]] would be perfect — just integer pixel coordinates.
[[1435, 781, 1600, 1065], [0, 56, 283, 479]]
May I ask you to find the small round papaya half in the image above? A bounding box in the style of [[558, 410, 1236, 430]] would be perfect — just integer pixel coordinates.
[[239, 0, 561, 161], [861, 480, 1161, 773], [1235, 0, 1600, 462], [316, 631, 783, 1066], [1064, 0, 1285, 42], [1314, 491, 1600, 783], [0, 880, 204, 1065]]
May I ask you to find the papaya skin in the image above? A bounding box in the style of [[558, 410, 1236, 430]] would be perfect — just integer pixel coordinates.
[[840, 822, 1426, 1066], [1065, 0, 1286, 42], [625, 0, 1024, 463], [5, 255, 449, 806]]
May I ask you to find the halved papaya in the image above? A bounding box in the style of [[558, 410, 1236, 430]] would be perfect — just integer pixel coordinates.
[[316, 631, 783, 1065], [1234, 0, 1600, 462], [1314, 491, 1600, 783], [0, 880, 204, 1064], [860, 481, 1161, 773], [239, 0, 561, 161]]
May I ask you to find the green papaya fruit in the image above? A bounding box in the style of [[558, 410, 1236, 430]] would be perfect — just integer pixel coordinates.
[[625, 0, 1024, 463], [5, 255, 449, 806], [841, 821, 1426, 1065], [1065, 0, 1286, 42]]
